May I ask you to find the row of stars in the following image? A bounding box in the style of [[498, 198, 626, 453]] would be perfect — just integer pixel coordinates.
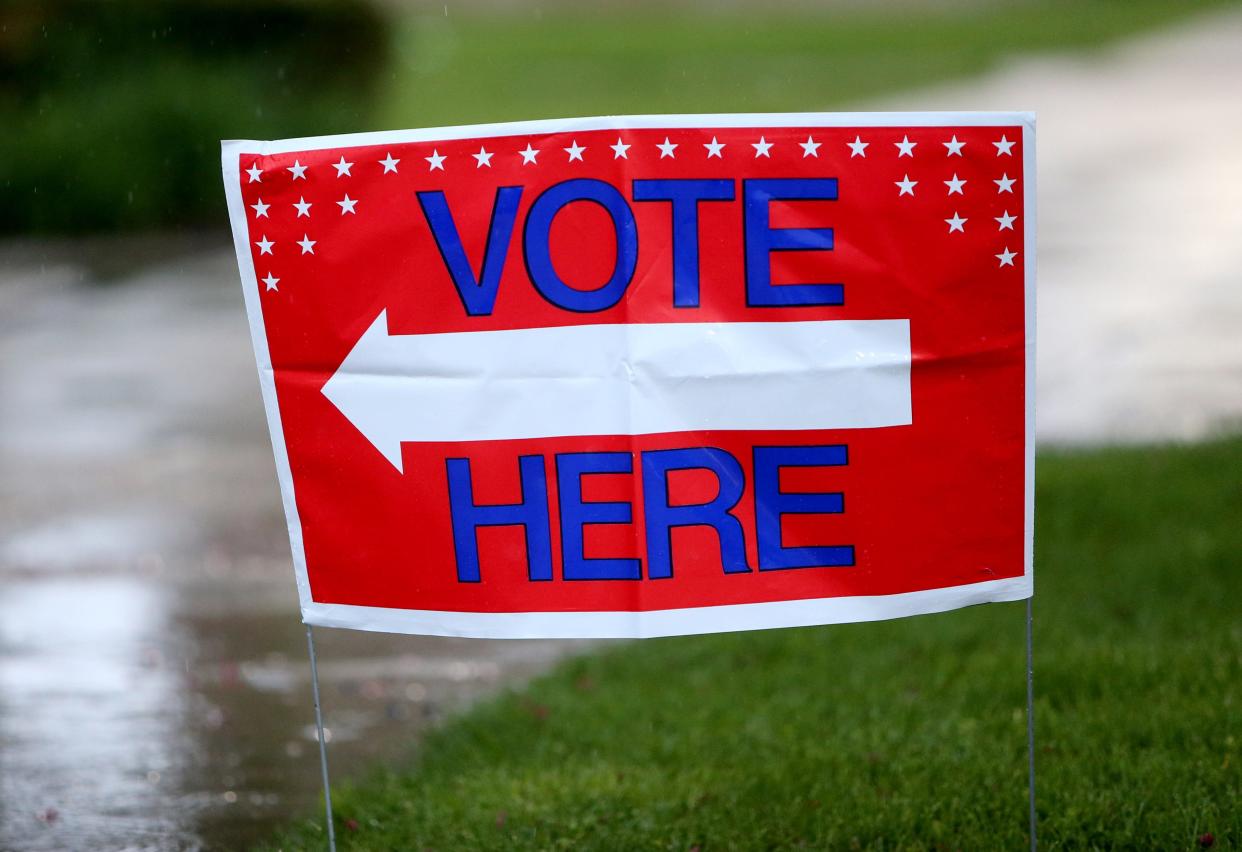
[[896, 172, 1017, 196], [252, 206, 1018, 237], [257, 243, 1020, 293], [252, 232, 1019, 270], [253, 198, 1019, 232], [258, 248, 1022, 295], [251, 195, 356, 219], [944, 210, 1020, 232], [248, 179, 1019, 221], [254, 235, 315, 256], [245, 134, 1018, 181]]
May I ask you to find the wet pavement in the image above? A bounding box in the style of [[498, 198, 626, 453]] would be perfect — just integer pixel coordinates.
[[0, 240, 588, 850], [871, 9, 1242, 443], [4, 8, 1242, 850]]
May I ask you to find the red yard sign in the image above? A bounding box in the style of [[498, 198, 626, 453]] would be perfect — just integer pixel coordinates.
[[223, 112, 1034, 638]]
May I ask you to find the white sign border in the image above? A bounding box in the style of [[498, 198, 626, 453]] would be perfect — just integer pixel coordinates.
[[221, 110, 1036, 640]]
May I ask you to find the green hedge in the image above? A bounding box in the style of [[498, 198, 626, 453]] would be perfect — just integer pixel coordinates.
[[0, 0, 388, 233]]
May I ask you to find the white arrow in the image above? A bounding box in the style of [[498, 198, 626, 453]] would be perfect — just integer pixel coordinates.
[[321, 311, 912, 472]]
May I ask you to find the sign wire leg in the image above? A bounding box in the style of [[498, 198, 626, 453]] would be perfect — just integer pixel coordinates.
[[1025, 597, 1037, 851], [306, 625, 337, 852]]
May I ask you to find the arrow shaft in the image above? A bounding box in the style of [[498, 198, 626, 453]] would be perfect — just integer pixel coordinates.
[[329, 319, 911, 445]]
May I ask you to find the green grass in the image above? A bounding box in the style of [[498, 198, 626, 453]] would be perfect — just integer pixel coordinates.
[[267, 438, 1242, 850], [6, 0, 1237, 233], [264, 5, 1242, 846], [378, 0, 1239, 128]]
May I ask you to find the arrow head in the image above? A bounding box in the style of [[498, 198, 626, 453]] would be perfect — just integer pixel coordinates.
[[321, 309, 407, 472]]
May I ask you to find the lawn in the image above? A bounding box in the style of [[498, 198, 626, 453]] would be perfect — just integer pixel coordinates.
[[7, 0, 1235, 233], [266, 2, 1242, 847], [377, 0, 1238, 127], [267, 436, 1241, 849]]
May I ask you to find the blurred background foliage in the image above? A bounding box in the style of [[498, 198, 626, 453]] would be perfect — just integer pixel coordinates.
[[0, 0, 387, 233], [0, 0, 1235, 235]]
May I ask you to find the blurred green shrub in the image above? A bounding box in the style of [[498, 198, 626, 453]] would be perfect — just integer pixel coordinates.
[[0, 0, 389, 234]]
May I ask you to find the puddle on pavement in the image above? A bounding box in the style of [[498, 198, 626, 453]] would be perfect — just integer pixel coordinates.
[[0, 243, 587, 850], [0, 572, 583, 851]]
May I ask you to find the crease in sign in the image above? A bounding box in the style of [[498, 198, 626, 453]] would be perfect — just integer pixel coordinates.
[[270, 334, 1020, 384], [909, 339, 1027, 367], [320, 313, 912, 471]]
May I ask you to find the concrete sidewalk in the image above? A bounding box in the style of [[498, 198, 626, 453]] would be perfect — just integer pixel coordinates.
[[872, 9, 1242, 443]]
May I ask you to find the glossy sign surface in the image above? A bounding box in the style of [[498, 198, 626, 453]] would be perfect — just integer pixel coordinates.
[[223, 113, 1034, 638]]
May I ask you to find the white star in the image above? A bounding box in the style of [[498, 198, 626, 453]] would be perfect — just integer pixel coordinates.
[[943, 135, 966, 156], [610, 138, 630, 159], [250, 198, 270, 218], [751, 136, 773, 158], [799, 136, 821, 158], [944, 173, 967, 195], [564, 140, 586, 161], [473, 146, 493, 168], [657, 137, 678, 159], [945, 212, 967, 233], [262, 273, 279, 292], [995, 210, 1017, 231], [297, 234, 316, 255], [703, 137, 725, 158], [245, 162, 263, 183], [293, 196, 312, 217], [424, 150, 445, 171], [994, 135, 1016, 156], [255, 235, 274, 255], [337, 194, 357, 215], [519, 143, 540, 164], [380, 152, 400, 174], [332, 156, 353, 177], [895, 135, 917, 157], [895, 174, 917, 196], [996, 247, 1018, 267], [847, 136, 869, 158], [995, 173, 1016, 193], [287, 160, 307, 180]]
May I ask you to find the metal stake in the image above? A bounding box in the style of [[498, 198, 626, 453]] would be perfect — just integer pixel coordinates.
[[1025, 597, 1037, 851], [306, 624, 337, 852]]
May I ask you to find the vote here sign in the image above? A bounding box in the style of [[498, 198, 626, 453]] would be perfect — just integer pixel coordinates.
[[222, 112, 1035, 639]]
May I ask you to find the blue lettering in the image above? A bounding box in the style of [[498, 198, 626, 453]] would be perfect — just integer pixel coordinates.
[[446, 455, 553, 582], [556, 452, 642, 580], [752, 444, 853, 570], [523, 178, 639, 312], [417, 186, 523, 317], [641, 447, 751, 579], [632, 179, 735, 308], [743, 178, 841, 307]]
